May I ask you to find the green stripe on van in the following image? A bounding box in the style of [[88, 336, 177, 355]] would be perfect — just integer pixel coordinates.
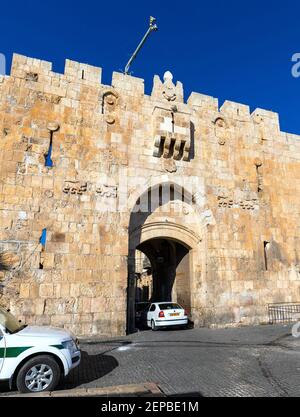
[[0, 346, 32, 358], [50, 344, 64, 350]]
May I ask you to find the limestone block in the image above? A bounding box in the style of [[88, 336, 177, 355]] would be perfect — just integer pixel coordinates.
[[39, 284, 54, 298]]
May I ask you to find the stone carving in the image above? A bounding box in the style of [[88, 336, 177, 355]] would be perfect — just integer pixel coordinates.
[[17, 163, 26, 174], [25, 72, 38, 82], [163, 158, 177, 173], [47, 122, 60, 132], [254, 159, 263, 193], [96, 184, 118, 198], [14, 219, 28, 230], [105, 114, 115, 125], [151, 71, 184, 103], [153, 106, 191, 161], [216, 185, 259, 211], [252, 113, 269, 141], [36, 92, 61, 104], [63, 181, 87, 195], [102, 90, 119, 125], [214, 117, 229, 145], [162, 71, 177, 102], [217, 196, 258, 210], [103, 149, 114, 162], [44, 190, 53, 198]]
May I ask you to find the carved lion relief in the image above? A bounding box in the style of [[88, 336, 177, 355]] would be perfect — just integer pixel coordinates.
[[63, 181, 87, 195]]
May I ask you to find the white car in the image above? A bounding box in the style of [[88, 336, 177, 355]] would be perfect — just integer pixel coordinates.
[[147, 302, 188, 330], [0, 306, 81, 393]]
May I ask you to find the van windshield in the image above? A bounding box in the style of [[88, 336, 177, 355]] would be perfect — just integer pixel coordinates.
[[0, 306, 25, 334]]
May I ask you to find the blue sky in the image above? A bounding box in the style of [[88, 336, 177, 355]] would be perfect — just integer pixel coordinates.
[[1, 0, 300, 133]]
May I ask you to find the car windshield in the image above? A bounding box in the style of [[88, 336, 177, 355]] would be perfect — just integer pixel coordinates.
[[0, 306, 25, 334], [159, 303, 182, 310]]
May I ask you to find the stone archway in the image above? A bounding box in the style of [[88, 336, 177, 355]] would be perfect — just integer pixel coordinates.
[[127, 182, 203, 333]]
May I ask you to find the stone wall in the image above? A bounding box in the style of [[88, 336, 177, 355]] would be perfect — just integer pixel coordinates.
[[0, 53, 300, 336]]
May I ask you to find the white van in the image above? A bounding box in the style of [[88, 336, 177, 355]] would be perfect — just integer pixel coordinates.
[[0, 306, 81, 393]]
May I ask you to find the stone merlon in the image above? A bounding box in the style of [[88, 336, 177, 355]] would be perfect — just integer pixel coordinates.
[[3, 53, 291, 136]]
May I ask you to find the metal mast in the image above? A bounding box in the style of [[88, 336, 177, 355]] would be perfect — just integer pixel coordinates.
[[124, 16, 158, 75]]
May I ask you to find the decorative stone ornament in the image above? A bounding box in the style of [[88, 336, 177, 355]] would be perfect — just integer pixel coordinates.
[[47, 122, 60, 132], [163, 158, 177, 173], [105, 114, 115, 125], [162, 71, 177, 102], [151, 72, 184, 103], [102, 90, 119, 125], [254, 158, 263, 167], [214, 117, 229, 145]]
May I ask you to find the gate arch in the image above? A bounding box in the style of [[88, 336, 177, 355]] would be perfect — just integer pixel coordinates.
[[127, 182, 203, 333]]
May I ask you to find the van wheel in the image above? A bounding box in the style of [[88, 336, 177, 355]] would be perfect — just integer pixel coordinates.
[[16, 355, 61, 393], [151, 320, 157, 331]]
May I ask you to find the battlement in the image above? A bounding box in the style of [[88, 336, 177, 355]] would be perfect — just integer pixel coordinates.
[[11, 53, 102, 84], [3, 52, 294, 136]]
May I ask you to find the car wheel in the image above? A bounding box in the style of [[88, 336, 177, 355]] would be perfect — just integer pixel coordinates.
[[16, 355, 61, 394], [151, 320, 157, 331]]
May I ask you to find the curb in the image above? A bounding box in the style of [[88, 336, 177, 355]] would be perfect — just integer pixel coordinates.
[[4, 383, 165, 397]]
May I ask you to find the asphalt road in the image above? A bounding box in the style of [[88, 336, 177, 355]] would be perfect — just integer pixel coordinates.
[[2, 324, 300, 397]]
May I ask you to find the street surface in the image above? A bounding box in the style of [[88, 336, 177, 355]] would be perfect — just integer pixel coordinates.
[[1, 324, 300, 397]]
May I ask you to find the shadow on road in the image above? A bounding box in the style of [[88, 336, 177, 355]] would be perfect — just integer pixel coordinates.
[[168, 392, 203, 397], [59, 351, 118, 390]]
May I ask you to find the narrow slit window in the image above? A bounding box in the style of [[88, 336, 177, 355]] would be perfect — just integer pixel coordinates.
[[45, 132, 53, 167], [159, 185, 163, 207], [264, 241, 270, 271]]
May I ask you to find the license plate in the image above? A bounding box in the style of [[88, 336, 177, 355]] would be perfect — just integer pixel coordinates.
[[170, 313, 179, 317]]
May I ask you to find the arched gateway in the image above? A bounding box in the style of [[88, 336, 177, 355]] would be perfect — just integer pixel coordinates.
[[127, 182, 204, 333]]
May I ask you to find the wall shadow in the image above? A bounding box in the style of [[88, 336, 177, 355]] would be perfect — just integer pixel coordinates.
[[61, 350, 118, 389]]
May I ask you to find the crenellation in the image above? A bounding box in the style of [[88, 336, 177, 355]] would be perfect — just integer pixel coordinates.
[[11, 53, 53, 79], [187, 92, 219, 111], [220, 100, 251, 119], [112, 72, 144, 96], [64, 59, 102, 84]]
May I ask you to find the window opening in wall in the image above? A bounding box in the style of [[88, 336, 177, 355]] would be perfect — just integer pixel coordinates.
[[256, 165, 263, 193], [45, 132, 53, 167], [39, 228, 47, 270], [264, 241, 270, 271]]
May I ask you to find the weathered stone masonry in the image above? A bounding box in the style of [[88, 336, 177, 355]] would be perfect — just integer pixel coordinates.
[[0, 53, 300, 337]]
